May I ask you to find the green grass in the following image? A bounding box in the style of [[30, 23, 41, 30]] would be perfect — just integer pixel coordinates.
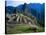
[[6, 23, 44, 34]]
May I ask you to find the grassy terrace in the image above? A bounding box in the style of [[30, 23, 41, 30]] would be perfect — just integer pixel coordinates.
[[7, 23, 44, 34]]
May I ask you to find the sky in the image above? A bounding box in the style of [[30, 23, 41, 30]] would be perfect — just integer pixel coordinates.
[[6, 0, 43, 7], [6, 0, 31, 7]]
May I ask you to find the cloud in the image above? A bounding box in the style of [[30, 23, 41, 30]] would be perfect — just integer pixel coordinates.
[[6, 0, 31, 4], [6, 0, 31, 7]]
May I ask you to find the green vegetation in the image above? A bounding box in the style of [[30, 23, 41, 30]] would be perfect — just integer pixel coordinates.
[[6, 23, 44, 34]]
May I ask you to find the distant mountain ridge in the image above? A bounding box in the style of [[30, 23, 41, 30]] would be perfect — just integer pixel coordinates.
[[6, 3, 44, 13], [6, 3, 44, 19]]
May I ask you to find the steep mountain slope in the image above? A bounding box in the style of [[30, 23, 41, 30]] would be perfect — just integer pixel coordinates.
[[13, 3, 44, 27]]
